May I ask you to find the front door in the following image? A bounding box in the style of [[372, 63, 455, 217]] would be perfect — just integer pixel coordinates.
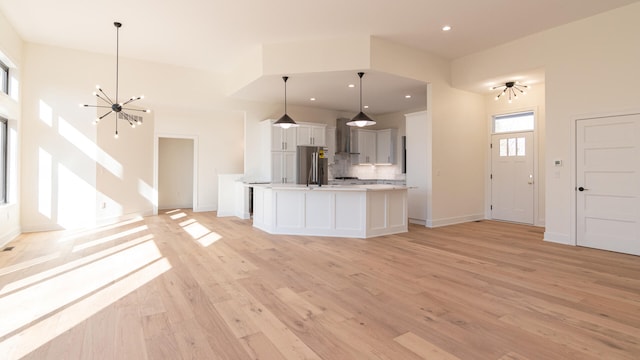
[[576, 114, 640, 256], [491, 131, 534, 224]]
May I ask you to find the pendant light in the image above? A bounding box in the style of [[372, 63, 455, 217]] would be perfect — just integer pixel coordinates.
[[273, 76, 298, 129], [81, 22, 150, 138], [347, 72, 376, 127]]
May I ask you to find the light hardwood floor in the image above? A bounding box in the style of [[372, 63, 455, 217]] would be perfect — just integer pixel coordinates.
[[1, 210, 640, 359]]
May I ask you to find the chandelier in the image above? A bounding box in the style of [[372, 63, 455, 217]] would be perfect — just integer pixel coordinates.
[[81, 22, 150, 138], [492, 81, 530, 103]]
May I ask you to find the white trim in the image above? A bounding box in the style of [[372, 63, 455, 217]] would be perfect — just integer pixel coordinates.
[[0, 228, 20, 247], [544, 231, 571, 245], [408, 218, 426, 226], [194, 205, 216, 212], [426, 213, 485, 228], [153, 133, 199, 215]]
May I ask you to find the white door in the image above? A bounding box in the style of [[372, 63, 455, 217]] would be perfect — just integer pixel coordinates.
[[576, 115, 640, 256], [491, 131, 534, 224]]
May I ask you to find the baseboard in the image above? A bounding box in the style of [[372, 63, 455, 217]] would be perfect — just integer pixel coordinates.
[[426, 213, 485, 228], [544, 231, 572, 245], [193, 205, 216, 212], [408, 218, 426, 226], [0, 228, 21, 247]]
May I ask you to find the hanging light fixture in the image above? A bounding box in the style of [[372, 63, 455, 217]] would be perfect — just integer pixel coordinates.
[[491, 81, 530, 103], [81, 22, 150, 139], [347, 72, 376, 127], [273, 76, 298, 129]]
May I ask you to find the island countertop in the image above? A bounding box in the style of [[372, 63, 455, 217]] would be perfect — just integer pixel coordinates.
[[250, 183, 408, 192]]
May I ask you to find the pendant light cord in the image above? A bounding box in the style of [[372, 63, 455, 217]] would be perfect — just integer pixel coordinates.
[[283, 76, 288, 113], [115, 23, 120, 105], [359, 74, 363, 111]]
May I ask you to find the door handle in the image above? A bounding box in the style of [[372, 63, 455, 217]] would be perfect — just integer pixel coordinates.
[[578, 186, 588, 191]]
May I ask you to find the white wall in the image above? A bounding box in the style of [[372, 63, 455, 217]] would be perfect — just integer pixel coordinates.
[[158, 138, 194, 209], [371, 37, 486, 226], [20, 42, 244, 231], [0, 11, 22, 245], [484, 84, 546, 226], [452, 3, 640, 243]]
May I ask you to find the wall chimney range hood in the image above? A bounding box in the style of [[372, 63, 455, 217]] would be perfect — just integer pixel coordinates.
[[336, 117, 359, 154]]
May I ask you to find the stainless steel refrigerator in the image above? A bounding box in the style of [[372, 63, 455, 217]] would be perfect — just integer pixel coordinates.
[[297, 146, 328, 186]]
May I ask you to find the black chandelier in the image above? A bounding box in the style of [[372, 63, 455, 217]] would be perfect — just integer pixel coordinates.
[[81, 22, 150, 138], [491, 81, 530, 103]]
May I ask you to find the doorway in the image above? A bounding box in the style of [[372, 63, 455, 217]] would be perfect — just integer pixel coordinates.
[[158, 137, 195, 210], [576, 114, 640, 256]]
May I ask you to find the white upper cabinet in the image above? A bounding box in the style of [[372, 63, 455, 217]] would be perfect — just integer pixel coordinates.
[[376, 129, 397, 164], [271, 127, 297, 152], [354, 129, 377, 164], [325, 127, 336, 164], [297, 123, 326, 146]]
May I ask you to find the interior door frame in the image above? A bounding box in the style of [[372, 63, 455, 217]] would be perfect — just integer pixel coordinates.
[[153, 133, 199, 215], [571, 109, 640, 246], [486, 107, 541, 226]]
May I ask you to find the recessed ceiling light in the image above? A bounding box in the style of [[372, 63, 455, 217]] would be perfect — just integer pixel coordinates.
[[348, 84, 355, 88], [442, 25, 452, 31], [310, 97, 316, 101], [405, 95, 412, 99], [364, 105, 369, 109]]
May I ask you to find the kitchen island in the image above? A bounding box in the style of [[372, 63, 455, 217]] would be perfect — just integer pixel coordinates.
[[251, 184, 408, 238]]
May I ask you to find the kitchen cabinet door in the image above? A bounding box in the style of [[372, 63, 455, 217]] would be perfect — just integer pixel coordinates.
[[376, 129, 397, 164], [355, 129, 376, 164], [325, 127, 336, 164], [271, 151, 296, 183], [271, 127, 297, 152], [297, 124, 326, 146]]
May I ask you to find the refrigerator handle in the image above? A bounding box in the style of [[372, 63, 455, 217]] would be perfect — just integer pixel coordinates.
[[312, 152, 317, 183]]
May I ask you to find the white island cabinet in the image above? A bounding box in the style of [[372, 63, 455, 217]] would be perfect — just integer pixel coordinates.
[[252, 184, 408, 238]]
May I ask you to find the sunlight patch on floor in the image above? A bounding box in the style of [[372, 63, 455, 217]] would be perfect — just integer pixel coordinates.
[[173, 215, 222, 247], [0, 239, 164, 342], [1, 235, 154, 296], [0, 252, 61, 277], [72, 225, 149, 252], [0, 257, 171, 359], [58, 216, 144, 243]]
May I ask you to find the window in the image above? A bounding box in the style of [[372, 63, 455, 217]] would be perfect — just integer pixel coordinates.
[[493, 111, 534, 133], [0, 60, 8, 95], [499, 136, 526, 157], [0, 117, 7, 203]]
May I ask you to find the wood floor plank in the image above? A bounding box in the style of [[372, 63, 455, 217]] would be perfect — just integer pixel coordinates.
[[394, 331, 460, 360], [2, 212, 640, 359]]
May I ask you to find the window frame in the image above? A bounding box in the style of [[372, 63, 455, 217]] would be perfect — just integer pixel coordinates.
[[0, 59, 8, 95], [0, 116, 7, 204], [492, 111, 535, 134]]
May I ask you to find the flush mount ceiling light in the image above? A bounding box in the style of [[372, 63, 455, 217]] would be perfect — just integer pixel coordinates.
[[492, 81, 530, 103], [273, 76, 298, 129], [347, 72, 376, 127], [81, 22, 150, 139]]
